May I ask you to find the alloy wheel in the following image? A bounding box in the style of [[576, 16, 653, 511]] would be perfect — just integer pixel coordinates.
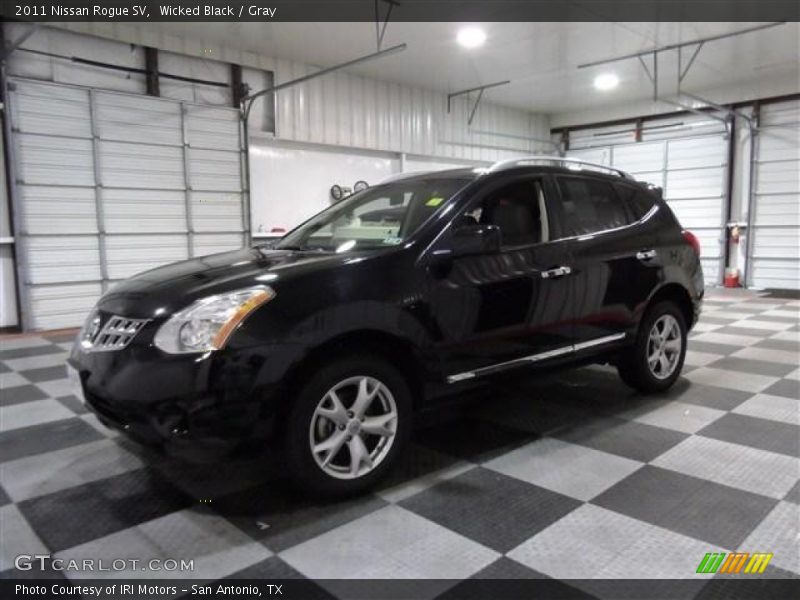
[[308, 376, 398, 479], [646, 314, 682, 380]]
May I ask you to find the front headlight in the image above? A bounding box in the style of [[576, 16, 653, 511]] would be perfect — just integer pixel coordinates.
[[154, 287, 275, 354]]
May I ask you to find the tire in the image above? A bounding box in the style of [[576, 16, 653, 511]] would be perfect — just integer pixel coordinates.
[[284, 354, 412, 496], [617, 301, 687, 394]]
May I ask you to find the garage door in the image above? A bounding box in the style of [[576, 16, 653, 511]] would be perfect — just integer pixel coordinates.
[[7, 78, 248, 330], [565, 113, 729, 286], [749, 99, 800, 290]]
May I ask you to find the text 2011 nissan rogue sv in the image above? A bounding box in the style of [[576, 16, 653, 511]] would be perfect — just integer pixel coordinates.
[[68, 157, 703, 495]]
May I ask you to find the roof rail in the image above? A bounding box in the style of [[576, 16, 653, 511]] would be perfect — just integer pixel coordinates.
[[486, 155, 635, 180]]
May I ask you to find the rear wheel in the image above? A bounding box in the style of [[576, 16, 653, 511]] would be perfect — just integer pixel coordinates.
[[284, 355, 411, 496], [617, 301, 687, 394]]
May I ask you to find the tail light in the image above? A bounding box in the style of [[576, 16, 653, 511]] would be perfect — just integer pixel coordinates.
[[682, 230, 701, 256]]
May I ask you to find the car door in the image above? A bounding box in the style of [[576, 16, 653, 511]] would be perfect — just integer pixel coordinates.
[[424, 174, 576, 381], [552, 175, 661, 350]]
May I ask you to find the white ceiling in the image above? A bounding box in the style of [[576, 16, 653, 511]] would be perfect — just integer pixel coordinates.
[[127, 22, 800, 115]]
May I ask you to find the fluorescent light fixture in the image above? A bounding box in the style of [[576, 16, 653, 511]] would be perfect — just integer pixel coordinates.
[[594, 73, 619, 91], [457, 27, 486, 49]]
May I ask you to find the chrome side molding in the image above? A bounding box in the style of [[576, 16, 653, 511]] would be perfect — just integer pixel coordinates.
[[446, 332, 626, 384]]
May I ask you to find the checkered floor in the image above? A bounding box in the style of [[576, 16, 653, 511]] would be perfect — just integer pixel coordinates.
[[1, 288, 798, 597]]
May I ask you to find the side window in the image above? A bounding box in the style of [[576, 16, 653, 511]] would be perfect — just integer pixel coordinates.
[[557, 177, 632, 236], [465, 179, 549, 247], [614, 183, 657, 220]]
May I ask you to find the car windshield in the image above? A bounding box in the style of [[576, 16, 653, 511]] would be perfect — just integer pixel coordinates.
[[272, 178, 470, 252]]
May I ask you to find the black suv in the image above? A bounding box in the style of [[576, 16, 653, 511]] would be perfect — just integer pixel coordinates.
[[68, 157, 703, 495]]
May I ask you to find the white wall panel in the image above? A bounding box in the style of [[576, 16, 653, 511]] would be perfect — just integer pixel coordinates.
[[28, 283, 103, 331], [750, 99, 800, 290], [250, 140, 398, 233], [191, 192, 244, 232], [103, 189, 186, 234], [95, 93, 182, 145], [99, 141, 185, 190], [105, 234, 189, 280], [22, 236, 101, 284], [188, 148, 242, 192], [16, 134, 94, 187], [8, 78, 248, 330], [194, 233, 246, 256], [17, 186, 97, 235]]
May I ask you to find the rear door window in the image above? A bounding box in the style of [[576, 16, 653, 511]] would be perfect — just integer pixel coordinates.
[[556, 177, 633, 236], [614, 183, 657, 220]]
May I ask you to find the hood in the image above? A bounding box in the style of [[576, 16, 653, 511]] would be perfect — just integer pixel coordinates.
[[97, 247, 348, 317]]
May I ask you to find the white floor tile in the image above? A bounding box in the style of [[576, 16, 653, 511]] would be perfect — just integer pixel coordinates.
[[652, 436, 799, 499], [684, 367, 779, 394], [280, 505, 498, 580], [684, 350, 724, 367], [692, 332, 762, 347], [484, 438, 642, 501], [732, 393, 800, 426], [730, 319, 793, 332], [0, 398, 75, 432], [1, 439, 144, 501], [623, 400, 725, 434], [732, 346, 800, 366], [740, 502, 800, 575]]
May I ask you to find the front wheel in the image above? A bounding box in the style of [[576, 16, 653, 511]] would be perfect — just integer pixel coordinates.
[[617, 301, 687, 394], [284, 355, 411, 496]]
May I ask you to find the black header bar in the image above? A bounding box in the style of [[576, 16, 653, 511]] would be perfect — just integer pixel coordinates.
[[1, 0, 799, 23]]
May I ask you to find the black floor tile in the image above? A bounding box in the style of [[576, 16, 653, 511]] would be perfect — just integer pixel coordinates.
[[441, 558, 597, 599], [553, 416, 689, 462], [375, 443, 462, 491], [0, 345, 63, 360], [0, 384, 49, 407], [56, 394, 88, 415], [661, 379, 752, 412], [18, 468, 193, 552], [755, 338, 800, 353], [687, 341, 741, 356], [699, 413, 800, 458], [0, 418, 104, 462], [0, 362, 9, 374], [762, 378, 799, 401], [708, 356, 796, 378], [715, 326, 778, 338], [592, 466, 778, 549], [0, 484, 10, 507], [221, 558, 334, 598], [211, 480, 387, 552], [19, 365, 67, 384], [414, 417, 533, 462], [784, 480, 800, 505], [400, 467, 582, 553]]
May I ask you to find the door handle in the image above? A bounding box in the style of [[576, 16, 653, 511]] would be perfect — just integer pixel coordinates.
[[636, 250, 657, 261], [541, 266, 572, 279]]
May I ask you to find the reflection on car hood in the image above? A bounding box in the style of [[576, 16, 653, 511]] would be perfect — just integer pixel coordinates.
[[96, 247, 346, 317]]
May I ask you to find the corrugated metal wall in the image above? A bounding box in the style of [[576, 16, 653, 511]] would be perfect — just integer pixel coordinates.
[[36, 23, 551, 160], [7, 78, 247, 330], [563, 114, 730, 286], [749, 99, 800, 290]]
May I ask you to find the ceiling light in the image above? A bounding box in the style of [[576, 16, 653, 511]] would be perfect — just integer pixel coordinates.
[[457, 27, 486, 49], [594, 73, 619, 91]]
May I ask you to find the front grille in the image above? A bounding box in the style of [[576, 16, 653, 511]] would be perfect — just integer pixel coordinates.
[[86, 315, 149, 352]]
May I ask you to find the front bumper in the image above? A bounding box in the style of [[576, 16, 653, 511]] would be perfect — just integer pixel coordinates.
[[68, 339, 299, 461]]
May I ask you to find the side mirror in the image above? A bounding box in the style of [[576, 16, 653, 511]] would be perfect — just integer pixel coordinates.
[[450, 223, 502, 257]]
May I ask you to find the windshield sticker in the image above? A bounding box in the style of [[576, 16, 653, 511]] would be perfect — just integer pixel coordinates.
[[425, 197, 444, 207], [382, 236, 403, 245]]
